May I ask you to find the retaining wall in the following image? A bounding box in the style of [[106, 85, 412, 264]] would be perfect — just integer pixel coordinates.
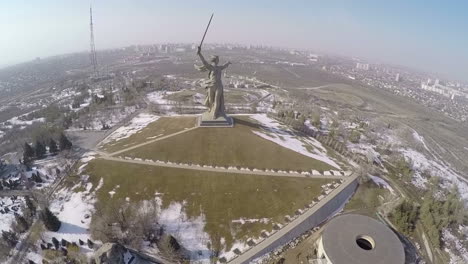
[[240, 178, 358, 263]]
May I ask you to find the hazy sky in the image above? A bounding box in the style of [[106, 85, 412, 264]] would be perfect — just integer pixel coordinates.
[[1, 0, 467, 80]]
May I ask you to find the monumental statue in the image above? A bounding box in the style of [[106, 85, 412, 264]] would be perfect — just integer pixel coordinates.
[[196, 47, 231, 119], [195, 14, 234, 127]]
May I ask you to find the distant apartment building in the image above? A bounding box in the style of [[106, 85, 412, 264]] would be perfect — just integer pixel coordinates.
[[356, 63, 369, 70], [395, 73, 401, 82], [420, 78, 462, 99]]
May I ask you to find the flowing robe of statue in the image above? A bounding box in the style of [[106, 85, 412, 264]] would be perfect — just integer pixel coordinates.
[[195, 51, 230, 119]]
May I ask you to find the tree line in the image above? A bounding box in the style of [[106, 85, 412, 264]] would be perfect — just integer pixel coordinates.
[[390, 181, 466, 249], [22, 133, 72, 165]]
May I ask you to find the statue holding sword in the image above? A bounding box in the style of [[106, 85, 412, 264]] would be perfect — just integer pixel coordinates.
[[195, 13, 231, 120]]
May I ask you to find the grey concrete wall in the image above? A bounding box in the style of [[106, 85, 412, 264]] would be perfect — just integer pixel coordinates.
[[243, 179, 358, 263]]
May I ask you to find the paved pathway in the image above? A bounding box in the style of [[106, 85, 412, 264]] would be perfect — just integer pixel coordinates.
[[229, 173, 358, 264], [107, 126, 198, 157]]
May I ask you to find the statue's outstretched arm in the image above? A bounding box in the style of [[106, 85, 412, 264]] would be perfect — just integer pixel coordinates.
[[221, 61, 231, 70]]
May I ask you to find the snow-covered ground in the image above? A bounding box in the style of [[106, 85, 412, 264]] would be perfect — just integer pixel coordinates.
[[193, 93, 205, 104], [100, 113, 159, 145], [232, 218, 270, 225], [442, 227, 468, 264], [1, 115, 45, 130], [89, 106, 138, 130], [77, 152, 97, 174], [400, 148, 468, 200], [371, 124, 468, 201], [156, 199, 211, 263], [0, 196, 24, 232], [146, 91, 177, 105], [250, 114, 341, 169], [40, 177, 103, 261], [51, 87, 80, 101], [46, 184, 98, 244]]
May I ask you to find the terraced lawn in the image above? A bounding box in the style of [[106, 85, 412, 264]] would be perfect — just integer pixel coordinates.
[[119, 117, 335, 172], [86, 159, 331, 251]]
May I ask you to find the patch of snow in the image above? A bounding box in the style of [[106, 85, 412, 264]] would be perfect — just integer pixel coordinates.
[[250, 114, 340, 169], [232, 218, 270, 225], [46, 189, 96, 244], [412, 130, 430, 152], [101, 113, 159, 144], [369, 175, 395, 194], [4, 116, 45, 126], [442, 228, 468, 263], [95, 178, 104, 192], [157, 199, 211, 262], [193, 93, 205, 104], [26, 251, 43, 264], [78, 152, 96, 174], [0, 197, 25, 232], [400, 148, 468, 200], [411, 171, 428, 189], [146, 91, 176, 104], [220, 241, 250, 261]]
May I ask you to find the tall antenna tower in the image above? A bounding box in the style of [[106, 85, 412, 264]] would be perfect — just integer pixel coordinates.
[[89, 5, 98, 76]]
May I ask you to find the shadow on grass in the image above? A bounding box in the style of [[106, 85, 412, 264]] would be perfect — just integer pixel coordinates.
[[233, 117, 261, 130], [235, 116, 312, 140], [57, 222, 88, 234]]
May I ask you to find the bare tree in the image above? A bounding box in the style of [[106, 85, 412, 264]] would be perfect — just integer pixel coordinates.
[[357, 163, 371, 184], [91, 199, 160, 250]]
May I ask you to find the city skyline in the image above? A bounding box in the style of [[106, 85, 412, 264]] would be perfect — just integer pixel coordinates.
[[1, 0, 467, 81]]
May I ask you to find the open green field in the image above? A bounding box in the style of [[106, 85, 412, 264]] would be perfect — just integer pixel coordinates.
[[119, 117, 335, 172], [101, 116, 197, 153], [85, 159, 330, 251]]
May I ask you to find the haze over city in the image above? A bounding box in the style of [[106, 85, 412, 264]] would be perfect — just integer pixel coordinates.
[[1, 0, 468, 80]]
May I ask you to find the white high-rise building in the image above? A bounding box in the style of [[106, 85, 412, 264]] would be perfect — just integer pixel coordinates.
[[395, 73, 401, 82], [356, 63, 369, 70]]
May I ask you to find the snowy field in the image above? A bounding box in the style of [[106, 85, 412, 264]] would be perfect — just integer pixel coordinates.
[[156, 199, 211, 262], [0, 196, 24, 232], [146, 91, 177, 106], [0, 115, 45, 130], [400, 143, 468, 200], [100, 113, 160, 145], [250, 114, 341, 169], [39, 176, 104, 261]]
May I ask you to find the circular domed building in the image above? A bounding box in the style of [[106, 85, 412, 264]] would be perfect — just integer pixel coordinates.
[[316, 214, 405, 264]]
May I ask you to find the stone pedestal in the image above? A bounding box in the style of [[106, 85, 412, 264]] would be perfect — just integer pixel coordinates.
[[198, 112, 234, 127]]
